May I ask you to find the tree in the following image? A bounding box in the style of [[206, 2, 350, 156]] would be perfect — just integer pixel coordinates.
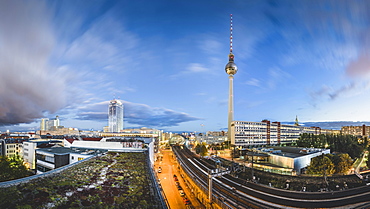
[[200, 143, 208, 157], [297, 133, 365, 159], [336, 153, 353, 174], [307, 154, 335, 175], [195, 144, 201, 155], [0, 155, 31, 182]]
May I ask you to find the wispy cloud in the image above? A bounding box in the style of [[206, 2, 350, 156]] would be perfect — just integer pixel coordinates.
[[75, 100, 201, 128], [170, 62, 209, 79], [186, 63, 209, 73], [309, 82, 369, 104], [245, 78, 260, 87]]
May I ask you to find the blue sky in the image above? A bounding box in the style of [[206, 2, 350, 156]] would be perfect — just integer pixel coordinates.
[[1, 0, 370, 132]]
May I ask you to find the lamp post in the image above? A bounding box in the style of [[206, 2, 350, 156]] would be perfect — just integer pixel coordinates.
[[208, 166, 230, 208]]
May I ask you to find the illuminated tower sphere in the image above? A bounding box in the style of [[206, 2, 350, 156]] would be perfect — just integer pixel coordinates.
[[225, 14, 238, 145], [108, 99, 124, 132]]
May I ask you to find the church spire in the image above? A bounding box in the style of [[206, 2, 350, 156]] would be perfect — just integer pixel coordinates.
[[294, 115, 299, 126]]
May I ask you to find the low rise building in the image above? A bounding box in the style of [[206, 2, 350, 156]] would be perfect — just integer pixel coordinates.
[[23, 139, 64, 170], [240, 146, 330, 175], [35, 147, 104, 174]]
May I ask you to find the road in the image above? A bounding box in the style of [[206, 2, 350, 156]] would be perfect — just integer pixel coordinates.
[[155, 148, 204, 209]]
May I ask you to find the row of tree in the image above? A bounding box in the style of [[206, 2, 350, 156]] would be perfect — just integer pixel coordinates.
[[0, 155, 32, 182], [297, 133, 366, 159]]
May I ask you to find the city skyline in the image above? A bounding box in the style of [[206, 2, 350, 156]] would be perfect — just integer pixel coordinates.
[[1, 0, 370, 132]]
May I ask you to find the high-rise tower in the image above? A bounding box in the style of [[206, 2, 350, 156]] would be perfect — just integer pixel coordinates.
[[108, 99, 124, 132], [225, 14, 238, 145]]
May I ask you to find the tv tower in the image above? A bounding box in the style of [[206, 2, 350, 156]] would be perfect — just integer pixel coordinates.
[[225, 14, 238, 145]]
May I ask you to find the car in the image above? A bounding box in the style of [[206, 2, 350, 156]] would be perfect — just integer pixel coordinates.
[[173, 174, 177, 178], [158, 167, 162, 173], [183, 197, 191, 205], [174, 176, 178, 181], [179, 190, 185, 196], [177, 185, 182, 190]]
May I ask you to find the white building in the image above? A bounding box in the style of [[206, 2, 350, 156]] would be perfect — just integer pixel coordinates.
[[40, 116, 60, 131], [231, 120, 334, 147], [258, 146, 331, 175], [35, 147, 100, 174], [108, 99, 124, 132], [23, 140, 64, 170]]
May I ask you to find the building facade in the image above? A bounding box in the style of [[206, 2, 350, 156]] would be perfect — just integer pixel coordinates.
[[23, 140, 64, 170], [40, 116, 60, 131], [108, 99, 124, 132], [341, 125, 370, 137], [231, 120, 334, 147]]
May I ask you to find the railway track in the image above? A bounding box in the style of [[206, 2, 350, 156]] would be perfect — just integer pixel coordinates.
[[172, 145, 370, 209]]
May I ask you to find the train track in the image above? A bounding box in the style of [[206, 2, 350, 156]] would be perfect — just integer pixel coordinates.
[[172, 145, 370, 209]]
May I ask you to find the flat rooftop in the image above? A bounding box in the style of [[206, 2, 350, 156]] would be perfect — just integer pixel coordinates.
[[37, 146, 106, 155], [262, 146, 328, 158]]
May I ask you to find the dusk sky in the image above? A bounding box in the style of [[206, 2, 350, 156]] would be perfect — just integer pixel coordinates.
[[1, 0, 370, 132]]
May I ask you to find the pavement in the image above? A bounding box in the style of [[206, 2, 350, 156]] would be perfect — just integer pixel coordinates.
[[155, 148, 205, 209]]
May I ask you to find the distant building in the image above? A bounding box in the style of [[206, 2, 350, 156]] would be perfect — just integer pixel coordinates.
[[108, 99, 124, 132], [196, 135, 227, 144], [206, 131, 226, 136], [40, 116, 61, 132], [231, 120, 334, 147], [40, 118, 48, 131], [342, 124, 370, 137]]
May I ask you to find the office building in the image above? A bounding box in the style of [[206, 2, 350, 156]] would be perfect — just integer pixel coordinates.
[[341, 124, 370, 137], [108, 99, 124, 132], [40, 116, 61, 132], [23, 139, 64, 170], [231, 120, 334, 147]]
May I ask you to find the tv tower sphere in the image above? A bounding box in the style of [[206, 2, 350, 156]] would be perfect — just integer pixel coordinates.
[[225, 55, 238, 75]]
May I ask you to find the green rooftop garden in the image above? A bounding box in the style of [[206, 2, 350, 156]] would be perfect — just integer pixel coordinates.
[[0, 152, 163, 209]]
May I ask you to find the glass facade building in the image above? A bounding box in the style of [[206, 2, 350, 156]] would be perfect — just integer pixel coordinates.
[[108, 99, 124, 132]]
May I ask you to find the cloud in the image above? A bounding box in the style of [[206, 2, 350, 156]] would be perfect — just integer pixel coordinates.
[[61, 15, 138, 72], [245, 78, 260, 87], [247, 67, 290, 91], [200, 38, 222, 55], [186, 63, 209, 73], [0, 0, 72, 125], [346, 53, 370, 78], [309, 82, 369, 104], [170, 62, 209, 79], [75, 100, 201, 128]]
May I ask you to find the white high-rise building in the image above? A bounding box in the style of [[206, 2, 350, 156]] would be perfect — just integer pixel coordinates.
[[108, 99, 124, 132], [40, 118, 49, 131], [40, 116, 60, 131]]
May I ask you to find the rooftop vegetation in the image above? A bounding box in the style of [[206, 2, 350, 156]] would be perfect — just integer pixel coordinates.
[[0, 152, 162, 209]]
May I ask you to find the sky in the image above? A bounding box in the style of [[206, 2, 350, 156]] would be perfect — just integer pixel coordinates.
[[1, 0, 370, 132]]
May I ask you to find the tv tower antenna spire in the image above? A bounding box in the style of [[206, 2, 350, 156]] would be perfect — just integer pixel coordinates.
[[230, 14, 233, 53]]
